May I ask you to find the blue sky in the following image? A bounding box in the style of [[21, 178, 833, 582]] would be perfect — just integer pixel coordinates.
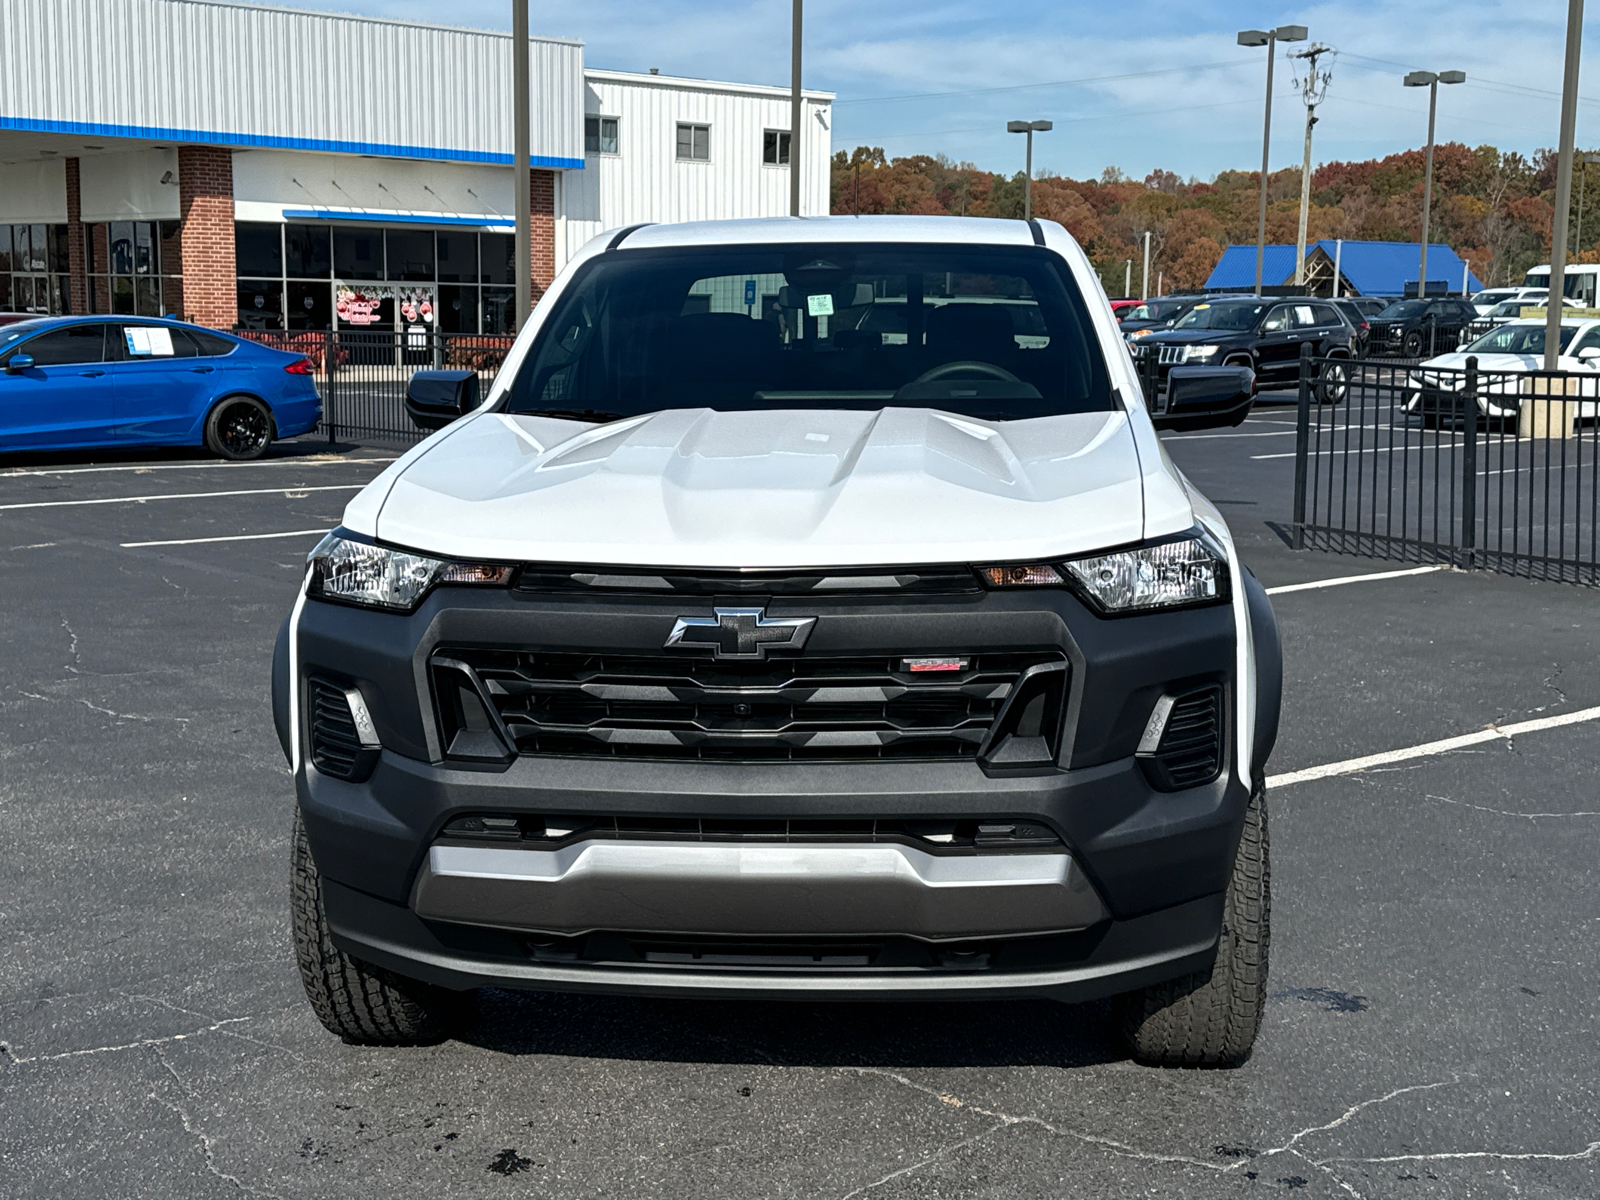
[[270, 0, 1594, 180]]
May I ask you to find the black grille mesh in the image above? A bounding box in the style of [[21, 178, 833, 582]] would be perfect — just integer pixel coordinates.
[[307, 677, 364, 779], [1148, 685, 1224, 789], [435, 648, 1066, 762]]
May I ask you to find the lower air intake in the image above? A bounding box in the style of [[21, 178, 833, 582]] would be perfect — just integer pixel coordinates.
[[1141, 685, 1224, 791], [306, 676, 378, 782]]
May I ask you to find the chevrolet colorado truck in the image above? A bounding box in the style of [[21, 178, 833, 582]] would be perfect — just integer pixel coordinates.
[[273, 215, 1281, 1066]]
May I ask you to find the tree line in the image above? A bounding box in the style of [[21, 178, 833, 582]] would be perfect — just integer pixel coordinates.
[[830, 143, 1592, 297]]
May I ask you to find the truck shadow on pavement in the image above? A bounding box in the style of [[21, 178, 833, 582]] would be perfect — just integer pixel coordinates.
[[458, 989, 1128, 1070]]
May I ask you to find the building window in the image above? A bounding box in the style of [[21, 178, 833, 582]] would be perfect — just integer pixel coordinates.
[[676, 123, 710, 162], [81, 220, 179, 318], [0, 223, 72, 315], [585, 115, 619, 155], [763, 130, 791, 166]]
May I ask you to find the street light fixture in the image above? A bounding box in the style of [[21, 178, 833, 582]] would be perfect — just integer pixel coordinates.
[[1006, 119, 1053, 221], [1404, 68, 1465, 299], [1239, 24, 1308, 294]]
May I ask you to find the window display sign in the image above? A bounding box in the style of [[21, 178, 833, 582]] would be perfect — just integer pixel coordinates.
[[335, 283, 436, 329]]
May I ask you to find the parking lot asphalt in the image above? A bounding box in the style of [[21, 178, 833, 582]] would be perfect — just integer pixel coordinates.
[[2, 416, 1598, 1199]]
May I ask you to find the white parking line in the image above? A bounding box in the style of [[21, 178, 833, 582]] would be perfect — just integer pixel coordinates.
[[1268, 705, 1600, 789], [0, 484, 364, 512], [0, 456, 396, 479], [1163, 430, 1298, 441], [1264, 565, 1449, 595], [121, 528, 330, 548]]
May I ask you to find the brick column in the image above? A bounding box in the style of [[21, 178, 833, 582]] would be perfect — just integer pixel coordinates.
[[531, 168, 556, 302], [177, 146, 236, 329], [64, 157, 88, 315]]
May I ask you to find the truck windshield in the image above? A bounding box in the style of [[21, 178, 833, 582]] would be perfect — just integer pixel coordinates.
[[505, 243, 1113, 422]]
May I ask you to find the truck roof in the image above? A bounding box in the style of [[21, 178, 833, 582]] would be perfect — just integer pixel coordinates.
[[618, 215, 1043, 250]]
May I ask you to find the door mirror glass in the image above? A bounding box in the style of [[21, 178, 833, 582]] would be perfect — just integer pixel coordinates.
[[406, 368, 480, 431], [1150, 364, 1255, 431], [1578, 347, 1600, 361], [4, 352, 34, 374]]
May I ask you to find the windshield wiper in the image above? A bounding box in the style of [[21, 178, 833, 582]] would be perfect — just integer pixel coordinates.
[[525, 408, 627, 423]]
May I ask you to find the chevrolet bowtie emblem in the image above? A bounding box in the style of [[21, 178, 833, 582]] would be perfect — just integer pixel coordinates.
[[666, 607, 817, 659]]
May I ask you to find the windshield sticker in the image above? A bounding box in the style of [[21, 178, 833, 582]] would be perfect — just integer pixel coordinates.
[[125, 326, 174, 357], [1193, 303, 1209, 310], [806, 293, 835, 317]]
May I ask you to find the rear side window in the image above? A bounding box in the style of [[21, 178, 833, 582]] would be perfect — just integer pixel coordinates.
[[19, 324, 109, 366], [188, 330, 238, 357], [1312, 304, 1343, 326], [507, 243, 1114, 422]]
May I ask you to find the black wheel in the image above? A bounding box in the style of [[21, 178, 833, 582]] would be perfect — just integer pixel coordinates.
[[291, 810, 473, 1045], [1118, 779, 1269, 1068], [1317, 358, 1350, 404], [1402, 329, 1425, 358], [204, 396, 275, 460]]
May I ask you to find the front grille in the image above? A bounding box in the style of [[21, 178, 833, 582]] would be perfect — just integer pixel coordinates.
[[1142, 685, 1224, 791], [438, 812, 1064, 851], [433, 648, 1067, 762], [307, 676, 367, 780], [514, 564, 981, 597], [1157, 344, 1185, 365]]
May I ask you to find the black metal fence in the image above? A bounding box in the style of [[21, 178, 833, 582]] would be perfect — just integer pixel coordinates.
[[234, 329, 515, 445], [1289, 345, 1600, 585]]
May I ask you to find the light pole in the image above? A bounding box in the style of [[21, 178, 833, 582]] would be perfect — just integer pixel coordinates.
[[1006, 119, 1053, 221], [789, 0, 803, 217], [1239, 24, 1307, 294], [1289, 43, 1335, 287], [512, 0, 530, 329], [1574, 151, 1600, 259], [1545, 0, 1584, 371], [1404, 69, 1465, 300], [1124, 259, 1132, 297], [1141, 230, 1151, 300]]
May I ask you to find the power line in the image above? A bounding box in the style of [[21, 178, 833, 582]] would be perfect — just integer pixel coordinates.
[[831, 60, 1249, 106]]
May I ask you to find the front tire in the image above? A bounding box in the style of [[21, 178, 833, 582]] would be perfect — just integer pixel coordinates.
[[291, 811, 472, 1045], [204, 395, 275, 460], [1118, 779, 1270, 1068], [1402, 329, 1425, 358], [1317, 358, 1350, 404]]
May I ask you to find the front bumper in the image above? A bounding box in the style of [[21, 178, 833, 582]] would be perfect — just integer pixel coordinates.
[[282, 575, 1277, 1000]]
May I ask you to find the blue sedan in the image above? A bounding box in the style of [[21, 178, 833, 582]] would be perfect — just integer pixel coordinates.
[[0, 316, 322, 459]]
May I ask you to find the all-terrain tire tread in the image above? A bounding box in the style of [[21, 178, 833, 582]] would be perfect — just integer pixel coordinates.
[[1119, 779, 1270, 1067], [290, 811, 464, 1045]]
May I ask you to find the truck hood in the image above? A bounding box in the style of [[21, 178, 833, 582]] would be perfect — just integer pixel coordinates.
[[362, 406, 1164, 569]]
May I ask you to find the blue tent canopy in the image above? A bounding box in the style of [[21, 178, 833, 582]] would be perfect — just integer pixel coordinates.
[[1204, 240, 1483, 296]]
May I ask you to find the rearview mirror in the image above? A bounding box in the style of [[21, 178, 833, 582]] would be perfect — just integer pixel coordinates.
[[1150, 364, 1254, 432], [4, 352, 35, 374], [405, 369, 480, 431]]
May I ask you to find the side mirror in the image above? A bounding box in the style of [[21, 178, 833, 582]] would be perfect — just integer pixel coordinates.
[[1151, 364, 1255, 432], [4, 352, 35, 374], [1579, 347, 1600, 361], [405, 369, 480, 431]]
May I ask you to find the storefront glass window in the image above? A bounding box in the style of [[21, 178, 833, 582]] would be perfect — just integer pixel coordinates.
[[386, 229, 435, 281], [436, 232, 476, 283], [481, 233, 514, 285], [285, 224, 331, 278], [236, 223, 283, 278], [334, 228, 383, 281]]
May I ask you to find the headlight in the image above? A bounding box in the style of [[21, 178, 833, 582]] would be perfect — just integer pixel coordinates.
[[1129, 328, 1152, 340], [1182, 344, 1221, 362], [980, 529, 1230, 613], [306, 533, 513, 612], [1064, 530, 1229, 613]]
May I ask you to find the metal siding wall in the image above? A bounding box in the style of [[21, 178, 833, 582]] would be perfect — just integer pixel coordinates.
[[0, 0, 583, 164], [557, 75, 832, 268]]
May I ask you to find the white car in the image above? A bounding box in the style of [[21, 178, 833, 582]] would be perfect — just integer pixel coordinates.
[[273, 215, 1283, 1068], [1469, 286, 1550, 316], [1404, 317, 1600, 423]]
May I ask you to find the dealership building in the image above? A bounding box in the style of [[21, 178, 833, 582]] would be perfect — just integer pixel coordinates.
[[0, 0, 833, 333]]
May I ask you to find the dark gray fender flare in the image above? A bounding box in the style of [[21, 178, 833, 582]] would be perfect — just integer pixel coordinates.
[[1243, 570, 1282, 778], [272, 614, 292, 764]]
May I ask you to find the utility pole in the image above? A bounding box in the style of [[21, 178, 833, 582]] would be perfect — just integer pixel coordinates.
[[1545, 0, 1584, 370], [1239, 26, 1308, 294], [512, 0, 530, 329], [1124, 259, 1132, 297], [789, 0, 803, 217], [1290, 43, 1335, 288], [1141, 230, 1151, 300]]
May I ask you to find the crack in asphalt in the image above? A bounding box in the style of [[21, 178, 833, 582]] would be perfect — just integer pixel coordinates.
[[1, 1016, 251, 1067], [152, 1046, 283, 1197], [14, 688, 191, 725], [836, 1119, 1012, 1198], [1420, 793, 1600, 820]]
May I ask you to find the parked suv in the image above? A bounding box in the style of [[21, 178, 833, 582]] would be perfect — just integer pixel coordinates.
[[274, 216, 1282, 1067], [1328, 297, 1385, 357], [1119, 295, 1204, 341], [1367, 296, 1480, 358], [1133, 296, 1356, 397]]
